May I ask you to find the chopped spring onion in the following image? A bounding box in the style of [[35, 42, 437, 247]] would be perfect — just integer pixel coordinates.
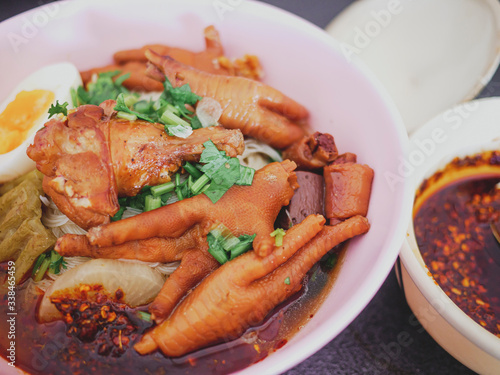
[[116, 111, 138, 121], [137, 311, 152, 322], [34, 257, 51, 282], [124, 94, 139, 107], [133, 100, 153, 114], [145, 195, 161, 212], [48, 250, 64, 275], [191, 174, 211, 195], [270, 228, 286, 247], [32, 253, 46, 277], [229, 234, 256, 260], [150, 181, 175, 197], [207, 224, 256, 264], [284, 277, 291, 285], [161, 109, 191, 128], [184, 162, 203, 179], [207, 232, 229, 265], [111, 206, 126, 221]]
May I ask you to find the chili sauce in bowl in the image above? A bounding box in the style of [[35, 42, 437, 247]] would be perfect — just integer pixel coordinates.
[[413, 151, 500, 337]]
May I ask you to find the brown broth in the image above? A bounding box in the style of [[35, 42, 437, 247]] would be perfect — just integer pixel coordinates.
[[414, 151, 500, 337], [0, 248, 345, 375]]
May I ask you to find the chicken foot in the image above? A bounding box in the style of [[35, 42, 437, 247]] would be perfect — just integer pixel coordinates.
[[134, 214, 370, 357], [146, 51, 308, 149]]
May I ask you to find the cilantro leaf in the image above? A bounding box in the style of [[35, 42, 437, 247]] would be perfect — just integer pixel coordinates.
[[73, 70, 132, 106], [48, 100, 69, 118], [190, 115, 203, 129], [200, 140, 223, 163], [203, 157, 241, 204], [161, 77, 202, 117]]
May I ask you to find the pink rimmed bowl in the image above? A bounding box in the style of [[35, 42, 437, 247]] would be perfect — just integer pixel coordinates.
[[0, 0, 412, 373]]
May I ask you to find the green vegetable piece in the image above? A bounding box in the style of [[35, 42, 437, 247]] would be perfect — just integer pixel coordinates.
[[151, 182, 175, 197], [190, 115, 203, 129], [270, 228, 286, 247], [191, 174, 210, 195], [114, 93, 155, 123], [284, 277, 291, 285], [137, 311, 152, 322], [32, 253, 46, 277], [322, 253, 338, 270], [48, 100, 69, 118], [162, 77, 202, 117], [164, 124, 193, 138], [161, 109, 191, 127], [70, 87, 78, 107], [183, 162, 203, 179], [48, 250, 65, 275], [133, 100, 154, 114], [207, 232, 229, 265], [203, 158, 241, 204], [229, 234, 256, 260], [235, 165, 255, 186], [74, 70, 132, 106], [116, 111, 137, 121], [33, 257, 50, 282], [145, 195, 162, 212], [111, 206, 125, 222], [199, 140, 222, 163]]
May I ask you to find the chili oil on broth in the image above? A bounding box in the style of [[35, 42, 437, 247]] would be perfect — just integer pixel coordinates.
[[0, 247, 346, 375], [413, 151, 500, 337]]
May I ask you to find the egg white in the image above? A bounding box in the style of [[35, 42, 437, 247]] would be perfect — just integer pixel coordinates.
[[0, 62, 82, 183]]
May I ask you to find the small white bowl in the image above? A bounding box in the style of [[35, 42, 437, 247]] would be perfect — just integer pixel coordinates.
[[326, 0, 500, 133], [399, 97, 500, 374]]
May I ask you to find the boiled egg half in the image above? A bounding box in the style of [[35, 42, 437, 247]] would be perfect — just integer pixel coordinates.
[[0, 62, 82, 183]]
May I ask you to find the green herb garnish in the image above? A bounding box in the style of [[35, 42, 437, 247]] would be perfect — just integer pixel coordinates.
[[284, 277, 291, 285], [48, 100, 69, 118], [270, 228, 286, 247], [72, 70, 132, 106], [207, 224, 256, 264], [198, 140, 255, 204], [137, 311, 152, 322], [32, 250, 67, 281]]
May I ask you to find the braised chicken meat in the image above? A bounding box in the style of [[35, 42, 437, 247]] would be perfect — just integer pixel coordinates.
[[27, 101, 244, 229]]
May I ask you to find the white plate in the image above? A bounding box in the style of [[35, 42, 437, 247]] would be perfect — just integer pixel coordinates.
[[326, 0, 500, 133]]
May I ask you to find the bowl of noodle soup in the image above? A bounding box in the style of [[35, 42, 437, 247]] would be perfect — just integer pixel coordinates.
[[0, 0, 411, 373]]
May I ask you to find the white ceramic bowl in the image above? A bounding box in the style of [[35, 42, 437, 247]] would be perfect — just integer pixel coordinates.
[[399, 97, 500, 375], [0, 1, 412, 374]]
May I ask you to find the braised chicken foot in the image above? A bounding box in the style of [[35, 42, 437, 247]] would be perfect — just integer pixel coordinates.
[[146, 51, 308, 149], [134, 214, 370, 357]]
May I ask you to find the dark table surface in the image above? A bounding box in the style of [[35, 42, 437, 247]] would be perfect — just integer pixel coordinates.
[[1, 0, 497, 374]]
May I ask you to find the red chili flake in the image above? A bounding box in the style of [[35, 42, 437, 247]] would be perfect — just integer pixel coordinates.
[[414, 151, 500, 337]]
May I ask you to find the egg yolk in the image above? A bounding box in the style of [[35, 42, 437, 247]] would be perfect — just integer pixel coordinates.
[[0, 90, 54, 154]]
